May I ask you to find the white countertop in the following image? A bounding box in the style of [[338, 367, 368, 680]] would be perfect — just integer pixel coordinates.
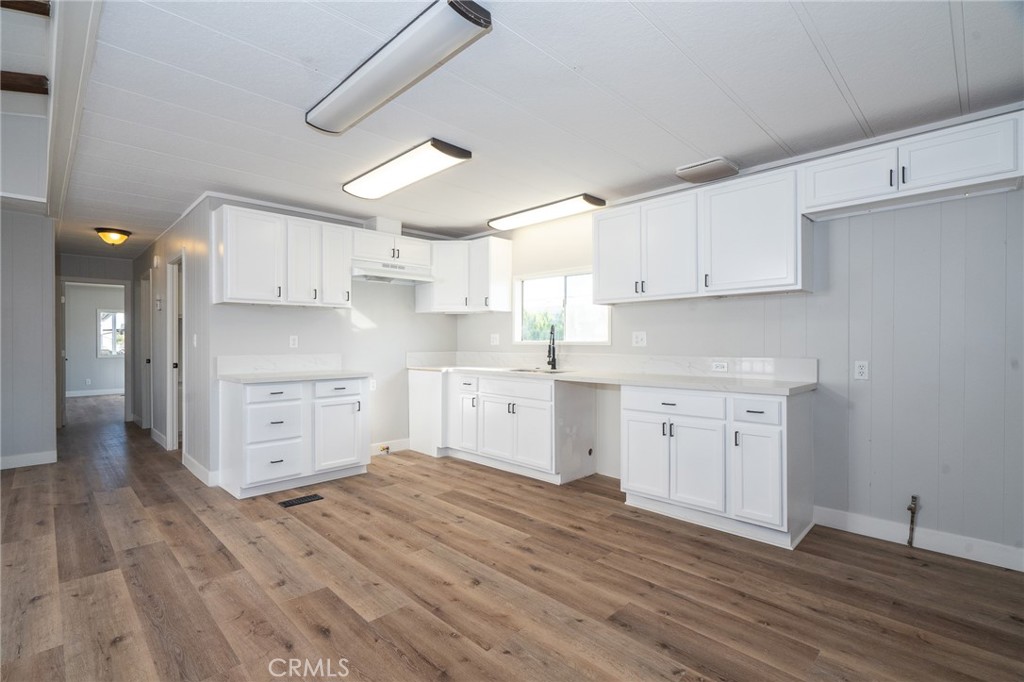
[[407, 366, 816, 396], [219, 369, 373, 384]]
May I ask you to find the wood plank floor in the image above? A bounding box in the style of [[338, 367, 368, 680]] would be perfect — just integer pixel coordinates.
[[2, 396, 1022, 681]]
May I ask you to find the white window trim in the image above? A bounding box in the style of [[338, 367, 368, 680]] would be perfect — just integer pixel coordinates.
[[97, 308, 125, 358], [512, 268, 611, 346]]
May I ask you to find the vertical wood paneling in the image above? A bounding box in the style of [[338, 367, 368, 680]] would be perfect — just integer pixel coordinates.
[[806, 218, 850, 510], [763, 296, 782, 358], [1003, 191, 1023, 548], [962, 194, 1008, 543], [868, 212, 896, 520], [937, 200, 967, 536], [779, 295, 807, 357], [846, 215, 873, 516], [891, 205, 942, 532]]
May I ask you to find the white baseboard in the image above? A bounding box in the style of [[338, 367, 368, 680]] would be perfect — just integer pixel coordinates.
[[151, 428, 167, 449], [814, 506, 1023, 572], [371, 438, 410, 457], [1, 450, 57, 470], [182, 452, 217, 486], [66, 388, 124, 397]]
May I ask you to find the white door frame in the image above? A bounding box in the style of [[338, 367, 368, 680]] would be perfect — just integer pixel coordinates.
[[139, 269, 153, 429], [165, 254, 184, 452]]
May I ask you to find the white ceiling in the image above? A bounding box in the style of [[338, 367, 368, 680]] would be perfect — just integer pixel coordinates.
[[50, 0, 1024, 258]]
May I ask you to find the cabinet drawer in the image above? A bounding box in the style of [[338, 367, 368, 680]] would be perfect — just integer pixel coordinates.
[[478, 377, 552, 402], [621, 387, 725, 420], [732, 398, 781, 425], [245, 440, 305, 485], [245, 403, 303, 442], [245, 383, 301, 403], [314, 379, 361, 398], [452, 375, 478, 392]]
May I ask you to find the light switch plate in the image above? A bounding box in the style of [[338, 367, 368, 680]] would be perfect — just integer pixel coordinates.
[[288, 335, 299, 349], [369, 379, 377, 391], [490, 333, 500, 346], [711, 361, 728, 372], [632, 331, 647, 347]]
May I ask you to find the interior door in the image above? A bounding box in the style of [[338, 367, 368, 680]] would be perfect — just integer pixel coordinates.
[[57, 280, 67, 428]]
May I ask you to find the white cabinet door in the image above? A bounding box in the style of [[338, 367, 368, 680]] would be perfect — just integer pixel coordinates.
[[457, 393, 478, 452], [512, 399, 553, 471], [701, 170, 798, 293], [223, 207, 286, 303], [286, 218, 321, 305], [899, 116, 1018, 190], [593, 206, 642, 303], [731, 425, 783, 527], [320, 224, 352, 307], [478, 395, 514, 460], [423, 241, 469, 311], [395, 235, 432, 267], [643, 193, 698, 297], [314, 398, 363, 471], [621, 410, 670, 498], [352, 230, 396, 262], [468, 237, 511, 311], [803, 146, 899, 208], [670, 418, 726, 513]]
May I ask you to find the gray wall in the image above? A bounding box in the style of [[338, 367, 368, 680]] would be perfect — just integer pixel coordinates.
[[59, 253, 134, 281], [457, 191, 1024, 550], [64, 283, 126, 395], [1, 209, 56, 464]]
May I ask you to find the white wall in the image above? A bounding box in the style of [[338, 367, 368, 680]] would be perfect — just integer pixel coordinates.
[[134, 198, 458, 474], [1, 209, 56, 467], [64, 283, 125, 395], [457, 191, 1024, 551]]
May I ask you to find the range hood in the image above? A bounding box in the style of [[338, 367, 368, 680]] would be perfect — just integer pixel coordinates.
[[351, 258, 433, 284]]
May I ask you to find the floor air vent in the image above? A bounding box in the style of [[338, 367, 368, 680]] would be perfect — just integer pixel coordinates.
[[278, 493, 324, 508]]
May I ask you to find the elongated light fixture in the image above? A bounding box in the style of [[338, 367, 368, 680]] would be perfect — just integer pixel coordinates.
[[306, 1, 492, 134], [488, 194, 607, 231], [343, 138, 471, 199], [94, 227, 131, 246]]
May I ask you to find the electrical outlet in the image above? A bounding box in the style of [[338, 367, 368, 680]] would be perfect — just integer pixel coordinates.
[[369, 378, 377, 391], [85, 378, 91, 386], [289, 335, 299, 349], [490, 333, 500, 346], [193, 333, 198, 348], [711, 361, 728, 372], [854, 360, 870, 381], [631, 331, 647, 347]]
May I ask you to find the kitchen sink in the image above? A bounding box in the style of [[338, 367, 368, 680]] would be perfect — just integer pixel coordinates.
[[508, 368, 572, 374]]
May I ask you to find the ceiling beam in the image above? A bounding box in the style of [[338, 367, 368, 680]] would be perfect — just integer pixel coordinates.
[[0, 0, 50, 17], [1, 71, 49, 95]]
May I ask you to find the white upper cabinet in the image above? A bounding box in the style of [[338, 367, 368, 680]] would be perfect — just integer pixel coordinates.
[[593, 192, 698, 304], [215, 205, 286, 304], [214, 205, 352, 307], [803, 111, 1021, 213], [701, 170, 803, 294], [415, 237, 511, 314], [353, 230, 431, 268]]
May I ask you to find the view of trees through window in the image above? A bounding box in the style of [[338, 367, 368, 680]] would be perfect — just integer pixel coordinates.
[[519, 273, 608, 343], [98, 309, 126, 357]]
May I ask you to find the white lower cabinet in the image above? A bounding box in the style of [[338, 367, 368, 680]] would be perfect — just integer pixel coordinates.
[[620, 386, 812, 549], [219, 376, 371, 498], [441, 374, 594, 484]]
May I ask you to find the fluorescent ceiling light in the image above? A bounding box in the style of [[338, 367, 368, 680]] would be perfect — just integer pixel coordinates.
[[306, 1, 492, 134], [488, 194, 607, 231], [343, 138, 471, 199]]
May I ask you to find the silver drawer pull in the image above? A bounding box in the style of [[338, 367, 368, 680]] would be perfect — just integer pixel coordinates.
[[269, 391, 284, 395], [270, 420, 285, 425], [270, 459, 284, 464], [745, 409, 765, 414], [661, 402, 676, 406]]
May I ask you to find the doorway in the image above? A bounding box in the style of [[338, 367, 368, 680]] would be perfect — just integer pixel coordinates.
[[137, 269, 153, 429], [166, 256, 184, 451]]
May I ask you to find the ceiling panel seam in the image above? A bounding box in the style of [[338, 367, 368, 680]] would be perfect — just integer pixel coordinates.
[[947, 0, 970, 114], [631, 2, 793, 157], [789, 1, 874, 139]]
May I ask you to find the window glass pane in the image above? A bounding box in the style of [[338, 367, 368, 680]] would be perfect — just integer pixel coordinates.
[[521, 276, 565, 341], [565, 274, 608, 342], [98, 310, 126, 357]]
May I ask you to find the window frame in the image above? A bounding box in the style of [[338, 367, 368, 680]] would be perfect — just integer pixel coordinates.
[[97, 308, 126, 358], [512, 268, 611, 346]]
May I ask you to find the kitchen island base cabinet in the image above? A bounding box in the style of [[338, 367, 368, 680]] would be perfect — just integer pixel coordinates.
[[620, 386, 812, 549], [219, 376, 371, 499]]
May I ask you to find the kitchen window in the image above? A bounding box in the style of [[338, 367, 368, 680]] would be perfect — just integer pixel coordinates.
[[514, 272, 609, 344], [98, 309, 126, 357]]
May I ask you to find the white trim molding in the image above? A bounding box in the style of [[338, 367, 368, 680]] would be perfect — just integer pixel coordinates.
[[151, 428, 168, 450], [814, 506, 1023, 572], [183, 452, 217, 486], [371, 438, 410, 456], [1, 450, 58, 470], [66, 388, 124, 397]]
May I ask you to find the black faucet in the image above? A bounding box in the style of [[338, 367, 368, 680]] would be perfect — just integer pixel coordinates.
[[546, 325, 557, 370]]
